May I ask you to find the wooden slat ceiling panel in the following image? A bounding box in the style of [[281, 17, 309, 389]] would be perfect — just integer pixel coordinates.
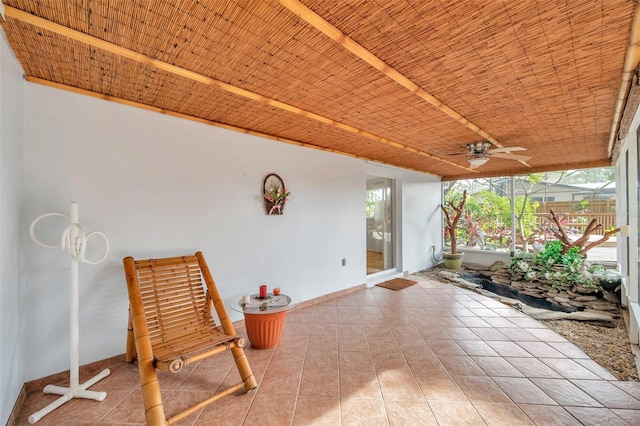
[[1, 0, 637, 179], [4, 1, 481, 161], [120, 1, 481, 148], [5, 17, 469, 173], [142, 1, 484, 150], [303, 0, 634, 169]]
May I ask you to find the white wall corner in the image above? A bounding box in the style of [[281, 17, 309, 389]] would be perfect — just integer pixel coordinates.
[[628, 303, 640, 345]]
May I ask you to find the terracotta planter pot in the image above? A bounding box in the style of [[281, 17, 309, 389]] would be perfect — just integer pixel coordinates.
[[244, 311, 287, 349], [443, 252, 464, 270]]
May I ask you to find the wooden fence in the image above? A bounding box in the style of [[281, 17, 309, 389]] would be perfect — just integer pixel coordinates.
[[533, 213, 617, 236], [535, 200, 615, 214]]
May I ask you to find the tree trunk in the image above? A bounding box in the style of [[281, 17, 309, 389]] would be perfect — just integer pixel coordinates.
[[548, 209, 620, 254], [440, 190, 467, 254]]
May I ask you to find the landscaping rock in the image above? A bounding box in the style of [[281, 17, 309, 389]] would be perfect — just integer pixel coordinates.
[[583, 309, 620, 319], [438, 270, 459, 281], [453, 278, 481, 289], [526, 309, 616, 326], [488, 261, 506, 271], [492, 276, 511, 284], [574, 295, 598, 302], [602, 290, 621, 304], [587, 303, 618, 312], [443, 264, 622, 325]]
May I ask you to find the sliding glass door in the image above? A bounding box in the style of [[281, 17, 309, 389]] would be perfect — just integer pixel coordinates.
[[366, 176, 395, 274]]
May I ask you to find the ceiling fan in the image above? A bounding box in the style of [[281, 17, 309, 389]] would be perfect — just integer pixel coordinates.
[[465, 141, 531, 168]]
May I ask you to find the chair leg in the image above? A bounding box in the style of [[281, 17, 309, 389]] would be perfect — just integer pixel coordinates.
[[231, 346, 257, 391], [196, 252, 257, 391], [130, 309, 167, 424], [124, 309, 136, 363], [139, 354, 167, 425]]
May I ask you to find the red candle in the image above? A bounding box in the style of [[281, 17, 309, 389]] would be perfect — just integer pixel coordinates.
[[259, 285, 267, 298]]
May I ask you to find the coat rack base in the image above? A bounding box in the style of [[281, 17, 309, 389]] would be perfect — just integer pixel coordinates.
[[27, 368, 110, 423]]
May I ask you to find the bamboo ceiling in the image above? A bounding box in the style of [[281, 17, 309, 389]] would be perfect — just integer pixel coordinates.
[[2, 0, 638, 180]]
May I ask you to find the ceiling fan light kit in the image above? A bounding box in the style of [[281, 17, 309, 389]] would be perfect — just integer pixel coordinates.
[[468, 156, 490, 167]]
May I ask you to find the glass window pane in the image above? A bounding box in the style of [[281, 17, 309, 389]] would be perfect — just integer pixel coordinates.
[[442, 167, 616, 262], [367, 176, 394, 273]]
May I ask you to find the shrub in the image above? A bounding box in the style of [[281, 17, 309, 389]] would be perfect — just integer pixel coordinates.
[[509, 241, 600, 292]]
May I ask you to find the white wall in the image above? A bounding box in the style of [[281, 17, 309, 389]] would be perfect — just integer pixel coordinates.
[[0, 30, 25, 424], [22, 82, 369, 380], [22, 82, 419, 381]]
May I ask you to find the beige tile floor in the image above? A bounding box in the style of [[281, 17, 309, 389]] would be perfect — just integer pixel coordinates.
[[12, 277, 640, 425]]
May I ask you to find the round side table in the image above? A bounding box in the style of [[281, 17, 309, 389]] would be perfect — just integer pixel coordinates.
[[231, 293, 294, 349]]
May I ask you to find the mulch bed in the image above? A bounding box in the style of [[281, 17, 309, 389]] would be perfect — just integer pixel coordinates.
[[543, 318, 638, 381]]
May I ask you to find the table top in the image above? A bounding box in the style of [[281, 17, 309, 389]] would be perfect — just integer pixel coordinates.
[[229, 293, 293, 314]]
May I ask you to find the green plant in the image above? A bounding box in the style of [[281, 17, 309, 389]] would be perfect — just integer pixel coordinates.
[[464, 189, 539, 249], [264, 186, 290, 205], [509, 252, 538, 281], [589, 264, 621, 284], [533, 240, 582, 269], [509, 241, 600, 292]]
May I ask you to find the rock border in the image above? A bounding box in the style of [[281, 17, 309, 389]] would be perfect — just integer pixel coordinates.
[[436, 267, 618, 327]]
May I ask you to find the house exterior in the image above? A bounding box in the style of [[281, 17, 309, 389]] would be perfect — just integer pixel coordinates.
[[526, 182, 615, 203], [463, 177, 615, 204]]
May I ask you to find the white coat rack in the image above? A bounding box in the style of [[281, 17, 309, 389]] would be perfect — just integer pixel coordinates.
[[28, 202, 111, 424]]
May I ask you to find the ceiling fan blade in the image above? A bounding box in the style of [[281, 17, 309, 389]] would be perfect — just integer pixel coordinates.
[[487, 146, 527, 154], [490, 152, 532, 161]]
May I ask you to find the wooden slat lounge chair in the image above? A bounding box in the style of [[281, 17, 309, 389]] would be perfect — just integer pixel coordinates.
[[123, 252, 257, 425]]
